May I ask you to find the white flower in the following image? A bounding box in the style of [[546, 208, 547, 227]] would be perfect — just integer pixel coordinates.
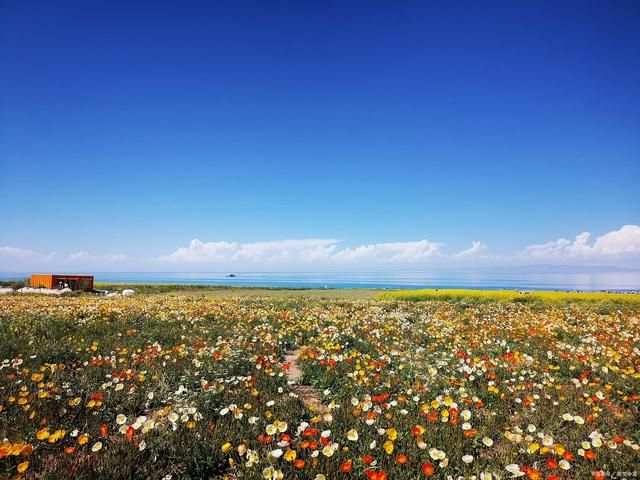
[[347, 429, 359, 441], [270, 448, 283, 458], [429, 448, 446, 460], [138, 440, 146, 451], [266, 424, 277, 435], [462, 454, 474, 464], [559, 460, 570, 470], [574, 415, 585, 425], [91, 441, 103, 452], [506, 464, 525, 477], [562, 413, 573, 421], [482, 437, 494, 447], [321, 446, 334, 457], [116, 414, 127, 425], [262, 466, 283, 480]]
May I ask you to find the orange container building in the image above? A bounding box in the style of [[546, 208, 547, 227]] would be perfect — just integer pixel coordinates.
[[30, 274, 94, 291]]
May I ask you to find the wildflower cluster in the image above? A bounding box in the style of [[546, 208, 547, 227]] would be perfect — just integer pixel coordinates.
[[0, 295, 638, 479]]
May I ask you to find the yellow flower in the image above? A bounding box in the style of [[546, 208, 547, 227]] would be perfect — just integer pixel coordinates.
[[383, 440, 394, 455], [17, 461, 29, 473], [78, 434, 89, 446], [221, 442, 232, 453], [36, 428, 50, 441], [528, 442, 540, 454], [284, 449, 297, 462], [386, 428, 398, 441]]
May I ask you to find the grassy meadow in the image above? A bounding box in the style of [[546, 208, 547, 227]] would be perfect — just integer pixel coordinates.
[[0, 291, 639, 479]]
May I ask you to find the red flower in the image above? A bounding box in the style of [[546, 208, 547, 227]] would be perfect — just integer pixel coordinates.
[[421, 462, 434, 476], [365, 470, 387, 480], [341, 460, 353, 473], [363, 454, 374, 465], [100, 423, 108, 438], [545, 458, 558, 469]]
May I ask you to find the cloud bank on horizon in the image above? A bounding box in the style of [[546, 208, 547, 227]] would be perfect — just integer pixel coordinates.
[[1, 225, 640, 271]]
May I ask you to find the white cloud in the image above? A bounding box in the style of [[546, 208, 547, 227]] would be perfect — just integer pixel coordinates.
[[160, 238, 443, 266], [0, 246, 49, 258], [2, 225, 639, 272], [455, 241, 488, 257], [520, 225, 640, 259], [329, 240, 442, 263], [0, 246, 127, 271], [160, 238, 339, 264]]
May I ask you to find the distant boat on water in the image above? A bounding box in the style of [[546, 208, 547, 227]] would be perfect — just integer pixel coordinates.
[[226, 273, 236, 278]]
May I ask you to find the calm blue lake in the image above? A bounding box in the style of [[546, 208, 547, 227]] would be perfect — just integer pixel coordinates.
[[1, 271, 639, 291]]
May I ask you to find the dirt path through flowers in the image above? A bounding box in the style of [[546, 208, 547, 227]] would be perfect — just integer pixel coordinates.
[[283, 349, 324, 409]]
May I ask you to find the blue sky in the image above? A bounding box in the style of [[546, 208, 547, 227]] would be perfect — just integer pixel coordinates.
[[1, 1, 639, 271]]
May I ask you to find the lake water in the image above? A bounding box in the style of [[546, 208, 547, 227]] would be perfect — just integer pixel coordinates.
[[2, 271, 639, 291]]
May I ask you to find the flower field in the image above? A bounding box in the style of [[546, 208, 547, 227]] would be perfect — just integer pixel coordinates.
[[0, 294, 639, 479]]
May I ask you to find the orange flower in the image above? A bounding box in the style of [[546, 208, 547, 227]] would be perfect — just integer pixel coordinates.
[[65, 446, 76, 455], [545, 458, 558, 469], [341, 460, 353, 473], [526, 469, 541, 480], [395, 454, 408, 464], [421, 462, 434, 476], [294, 459, 305, 469], [585, 450, 596, 461]]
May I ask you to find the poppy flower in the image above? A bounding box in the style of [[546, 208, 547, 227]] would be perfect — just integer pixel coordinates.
[[421, 462, 435, 476]]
